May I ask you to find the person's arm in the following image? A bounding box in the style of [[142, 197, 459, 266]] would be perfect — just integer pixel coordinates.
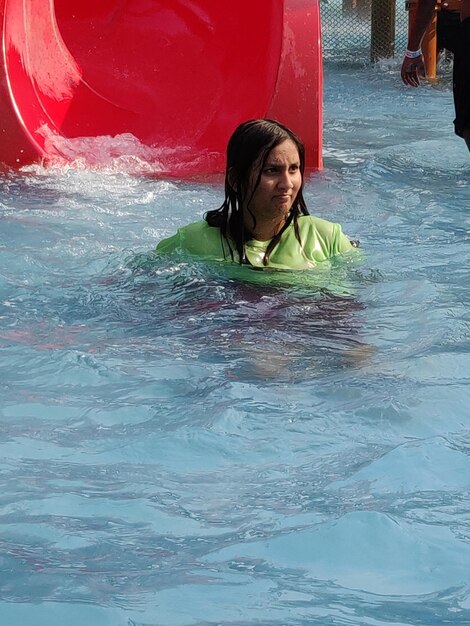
[[401, 0, 437, 87]]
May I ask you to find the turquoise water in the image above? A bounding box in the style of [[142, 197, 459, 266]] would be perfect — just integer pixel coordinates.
[[1, 63, 470, 626]]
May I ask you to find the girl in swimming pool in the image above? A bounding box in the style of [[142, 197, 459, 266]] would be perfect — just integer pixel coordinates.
[[156, 119, 358, 270]]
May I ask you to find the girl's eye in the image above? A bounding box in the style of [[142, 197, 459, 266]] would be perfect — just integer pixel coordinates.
[[262, 165, 300, 175]]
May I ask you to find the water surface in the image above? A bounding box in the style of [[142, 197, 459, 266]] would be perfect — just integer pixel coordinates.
[[1, 61, 469, 626]]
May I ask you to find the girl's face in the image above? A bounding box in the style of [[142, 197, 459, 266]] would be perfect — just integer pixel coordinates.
[[245, 139, 302, 226]]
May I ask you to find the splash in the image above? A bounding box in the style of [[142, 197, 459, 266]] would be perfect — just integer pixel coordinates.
[[33, 125, 224, 177]]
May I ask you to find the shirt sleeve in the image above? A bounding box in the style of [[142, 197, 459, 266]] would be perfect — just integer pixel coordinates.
[[305, 216, 355, 259], [332, 223, 356, 255], [155, 230, 181, 254], [155, 222, 227, 260]]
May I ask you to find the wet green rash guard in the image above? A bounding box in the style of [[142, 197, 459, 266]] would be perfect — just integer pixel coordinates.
[[156, 215, 355, 270]]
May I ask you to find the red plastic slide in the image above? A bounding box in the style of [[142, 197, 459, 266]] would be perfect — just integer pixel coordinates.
[[0, 0, 322, 176]]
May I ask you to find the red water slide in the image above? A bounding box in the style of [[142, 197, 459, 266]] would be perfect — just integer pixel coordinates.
[[0, 0, 322, 176]]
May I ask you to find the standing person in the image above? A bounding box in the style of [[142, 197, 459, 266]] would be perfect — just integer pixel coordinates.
[[156, 119, 358, 271], [401, 0, 470, 150]]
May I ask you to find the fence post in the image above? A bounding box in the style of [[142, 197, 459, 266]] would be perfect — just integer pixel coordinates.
[[422, 12, 438, 79], [370, 0, 396, 62]]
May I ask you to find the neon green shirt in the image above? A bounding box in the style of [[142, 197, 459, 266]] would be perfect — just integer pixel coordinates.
[[156, 215, 355, 271]]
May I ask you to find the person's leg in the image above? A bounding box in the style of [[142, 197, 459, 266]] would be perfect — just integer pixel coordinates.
[[436, 8, 461, 53], [451, 18, 470, 149], [463, 127, 470, 151]]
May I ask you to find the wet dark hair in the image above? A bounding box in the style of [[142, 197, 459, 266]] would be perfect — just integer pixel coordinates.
[[205, 119, 309, 266]]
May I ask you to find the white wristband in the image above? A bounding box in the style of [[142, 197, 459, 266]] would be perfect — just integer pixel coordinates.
[[405, 48, 423, 58]]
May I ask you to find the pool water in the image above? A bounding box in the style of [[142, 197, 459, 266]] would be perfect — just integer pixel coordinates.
[[1, 62, 470, 626]]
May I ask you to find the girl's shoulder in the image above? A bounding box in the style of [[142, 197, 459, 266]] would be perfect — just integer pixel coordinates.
[[297, 214, 338, 235], [159, 220, 226, 259]]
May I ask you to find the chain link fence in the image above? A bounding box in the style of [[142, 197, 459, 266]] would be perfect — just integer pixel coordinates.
[[320, 0, 409, 64]]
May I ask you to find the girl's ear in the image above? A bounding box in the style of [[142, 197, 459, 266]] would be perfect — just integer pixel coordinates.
[[227, 167, 238, 191]]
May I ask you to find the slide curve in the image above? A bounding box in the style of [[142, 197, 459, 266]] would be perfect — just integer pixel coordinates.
[[0, 0, 322, 176]]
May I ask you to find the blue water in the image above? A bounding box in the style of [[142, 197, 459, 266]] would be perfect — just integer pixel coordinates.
[[1, 63, 470, 626]]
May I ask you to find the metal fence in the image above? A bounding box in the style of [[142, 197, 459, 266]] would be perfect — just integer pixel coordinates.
[[320, 0, 409, 63]]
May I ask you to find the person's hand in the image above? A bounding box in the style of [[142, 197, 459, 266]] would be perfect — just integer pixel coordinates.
[[401, 54, 425, 87]]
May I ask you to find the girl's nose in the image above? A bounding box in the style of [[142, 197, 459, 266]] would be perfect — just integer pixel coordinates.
[[278, 169, 294, 190]]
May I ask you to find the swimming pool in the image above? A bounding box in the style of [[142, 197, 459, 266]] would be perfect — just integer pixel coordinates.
[[1, 61, 470, 626]]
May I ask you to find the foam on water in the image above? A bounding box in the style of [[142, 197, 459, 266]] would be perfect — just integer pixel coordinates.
[[1, 61, 470, 626]]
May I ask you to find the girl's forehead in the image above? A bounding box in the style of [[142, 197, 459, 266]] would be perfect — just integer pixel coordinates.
[[265, 139, 300, 164]]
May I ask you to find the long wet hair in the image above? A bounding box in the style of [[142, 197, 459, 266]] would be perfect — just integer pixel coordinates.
[[204, 119, 310, 266]]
